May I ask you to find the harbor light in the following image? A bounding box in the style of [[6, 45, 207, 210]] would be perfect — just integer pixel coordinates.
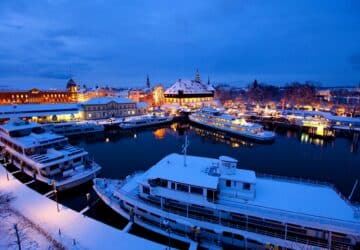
[[105, 138, 110, 142]]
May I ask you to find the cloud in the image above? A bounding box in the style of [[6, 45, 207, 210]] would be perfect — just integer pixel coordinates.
[[0, 0, 359, 88]]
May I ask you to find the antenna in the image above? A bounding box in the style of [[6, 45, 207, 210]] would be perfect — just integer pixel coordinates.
[[181, 134, 190, 167]]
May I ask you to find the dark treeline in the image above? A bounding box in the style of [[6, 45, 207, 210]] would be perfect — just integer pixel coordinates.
[[215, 80, 320, 107]]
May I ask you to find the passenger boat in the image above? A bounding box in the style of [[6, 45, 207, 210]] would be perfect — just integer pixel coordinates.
[[43, 121, 104, 136], [0, 119, 101, 191], [119, 114, 173, 129], [189, 108, 275, 141], [93, 148, 360, 249]]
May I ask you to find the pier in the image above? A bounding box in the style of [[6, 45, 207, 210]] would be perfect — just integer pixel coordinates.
[[0, 164, 165, 250]]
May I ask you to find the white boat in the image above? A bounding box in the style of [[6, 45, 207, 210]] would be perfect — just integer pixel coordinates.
[[93, 150, 360, 249], [44, 121, 104, 136], [0, 119, 101, 191], [189, 108, 275, 141], [119, 114, 173, 129]]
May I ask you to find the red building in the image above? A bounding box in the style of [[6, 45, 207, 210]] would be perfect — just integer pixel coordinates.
[[0, 79, 78, 105]]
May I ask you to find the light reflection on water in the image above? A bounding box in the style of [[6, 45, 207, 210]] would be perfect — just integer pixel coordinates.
[[70, 122, 360, 202]]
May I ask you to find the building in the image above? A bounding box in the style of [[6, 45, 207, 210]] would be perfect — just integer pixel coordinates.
[[78, 86, 116, 102], [0, 79, 78, 105], [136, 102, 149, 115], [128, 75, 154, 105], [164, 70, 215, 106], [82, 97, 137, 120], [0, 103, 82, 123]]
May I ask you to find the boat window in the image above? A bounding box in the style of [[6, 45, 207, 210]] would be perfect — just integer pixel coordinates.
[[73, 157, 82, 163], [171, 182, 175, 190], [148, 178, 167, 187], [190, 186, 203, 195], [49, 164, 59, 171], [142, 186, 150, 195], [177, 183, 189, 192], [226, 180, 231, 187], [243, 182, 251, 190]]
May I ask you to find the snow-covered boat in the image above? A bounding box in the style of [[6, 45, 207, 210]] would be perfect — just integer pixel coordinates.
[[189, 108, 275, 141], [43, 121, 104, 136], [119, 114, 173, 129], [0, 119, 101, 191], [93, 151, 360, 249]]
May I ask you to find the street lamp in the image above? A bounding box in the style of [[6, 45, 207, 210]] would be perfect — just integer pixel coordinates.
[[51, 180, 59, 212], [86, 193, 91, 207], [162, 219, 171, 250]]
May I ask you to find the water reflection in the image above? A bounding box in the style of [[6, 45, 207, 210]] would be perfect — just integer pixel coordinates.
[[190, 126, 254, 148], [153, 128, 166, 140], [300, 133, 324, 146]]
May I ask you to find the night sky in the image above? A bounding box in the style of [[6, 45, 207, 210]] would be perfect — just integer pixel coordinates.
[[0, 0, 359, 89]]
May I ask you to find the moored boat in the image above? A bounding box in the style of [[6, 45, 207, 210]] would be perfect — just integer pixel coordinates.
[[0, 119, 101, 191], [93, 150, 360, 249], [189, 108, 275, 141]]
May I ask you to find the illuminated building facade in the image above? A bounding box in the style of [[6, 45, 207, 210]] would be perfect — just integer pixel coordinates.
[[0, 79, 78, 105], [82, 97, 137, 120], [164, 70, 215, 106], [128, 75, 154, 105]]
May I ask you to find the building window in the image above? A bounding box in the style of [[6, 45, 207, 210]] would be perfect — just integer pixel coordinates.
[[226, 180, 231, 187], [243, 183, 251, 190]]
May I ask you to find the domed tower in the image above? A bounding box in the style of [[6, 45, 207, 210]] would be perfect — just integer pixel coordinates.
[[66, 78, 78, 102], [67, 78, 78, 92]]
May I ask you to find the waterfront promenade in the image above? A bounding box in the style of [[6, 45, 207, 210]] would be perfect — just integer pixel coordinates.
[[0, 164, 166, 250]]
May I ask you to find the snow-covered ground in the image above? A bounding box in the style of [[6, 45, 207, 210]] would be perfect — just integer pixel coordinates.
[[0, 164, 166, 250]]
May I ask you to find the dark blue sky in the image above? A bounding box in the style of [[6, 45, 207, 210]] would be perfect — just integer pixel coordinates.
[[0, 0, 359, 89]]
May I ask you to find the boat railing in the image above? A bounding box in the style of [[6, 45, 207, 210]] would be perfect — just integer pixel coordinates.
[[257, 173, 360, 206]]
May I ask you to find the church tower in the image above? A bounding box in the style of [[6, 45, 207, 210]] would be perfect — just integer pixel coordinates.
[[146, 75, 151, 89], [195, 69, 201, 83]]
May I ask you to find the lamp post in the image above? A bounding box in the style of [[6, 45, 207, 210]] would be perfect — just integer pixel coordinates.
[[162, 219, 171, 250], [51, 180, 59, 212], [86, 193, 91, 208]]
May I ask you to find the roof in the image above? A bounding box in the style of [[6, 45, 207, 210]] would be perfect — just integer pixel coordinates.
[[143, 153, 220, 189], [82, 97, 134, 105], [143, 153, 257, 189], [1, 119, 41, 133], [0, 104, 80, 114], [164, 79, 214, 95]]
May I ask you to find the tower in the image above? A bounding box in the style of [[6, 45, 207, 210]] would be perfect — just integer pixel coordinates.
[[195, 69, 201, 83], [146, 75, 150, 89], [207, 76, 210, 85]]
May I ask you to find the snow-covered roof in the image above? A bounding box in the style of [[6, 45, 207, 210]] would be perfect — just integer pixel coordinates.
[[164, 79, 214, 95], [143, 153, 257, 189], [82, 97, 134, 105], [14, 132, 65, 149], [1, 119, 41, 133], [0, 103, 80, 114], [143, 153, 220, 189]]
